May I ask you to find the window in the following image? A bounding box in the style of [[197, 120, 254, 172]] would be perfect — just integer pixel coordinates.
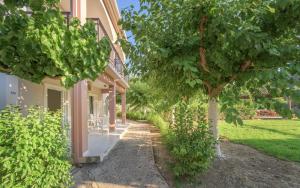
[[47, 89, 62, 112], [89, 96, 94, 114]]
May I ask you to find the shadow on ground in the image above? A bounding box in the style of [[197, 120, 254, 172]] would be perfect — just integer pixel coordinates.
[[194, 141, 300, 188], [73, 122, 300, 188], [73, 122, 168, 188]]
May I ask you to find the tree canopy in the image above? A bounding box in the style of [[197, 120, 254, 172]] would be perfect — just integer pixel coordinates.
[[0, 0, 111, 88], [121, 0, 300, 121]]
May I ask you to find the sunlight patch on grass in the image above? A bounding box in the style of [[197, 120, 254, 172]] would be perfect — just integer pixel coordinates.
[[220, 120, 300, 162]]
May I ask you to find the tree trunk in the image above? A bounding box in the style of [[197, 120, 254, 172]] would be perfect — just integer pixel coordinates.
[[208, 98, 224, 158], [171, 107, 175, 125], [288, 97, 292, 110]]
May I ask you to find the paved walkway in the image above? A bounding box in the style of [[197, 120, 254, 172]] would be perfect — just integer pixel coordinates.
[[73, 121, 169, 188]]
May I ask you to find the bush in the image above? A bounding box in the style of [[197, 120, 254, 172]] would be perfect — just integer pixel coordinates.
[[236, 100, 256, 119], [140, 101, 214, 178], [126, 111, 147, 120], [220, 99, 256, 122], [146, 113, 169, 136], [168, 101, 215, 178], [0, 107, 72, 187]]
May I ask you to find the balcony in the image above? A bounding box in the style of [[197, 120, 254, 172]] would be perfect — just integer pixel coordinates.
[[113, 56, 126, 79], [86, 18, 128, 82]]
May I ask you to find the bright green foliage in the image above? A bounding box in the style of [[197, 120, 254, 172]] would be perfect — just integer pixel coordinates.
[[0, 0, 111, 88], [127, 78, 183, 116], [220, 96, 257, 122], [230, 100, 256, 120], [120, 0, 300, 121], [0, 107, 72, 187], [126, 78, 175, 117], [127, 79, 154, 112], [126, 111, 147, 120], [168, 100, 215, 178], [147, 113, 169, 136], [220, 120, 300, 162]]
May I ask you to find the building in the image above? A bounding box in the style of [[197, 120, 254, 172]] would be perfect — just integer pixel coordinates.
[[0, 0, 129, 164]]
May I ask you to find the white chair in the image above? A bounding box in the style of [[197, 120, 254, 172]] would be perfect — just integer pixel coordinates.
[[101, 115, 109, 135], [88, 114, 96, 133]]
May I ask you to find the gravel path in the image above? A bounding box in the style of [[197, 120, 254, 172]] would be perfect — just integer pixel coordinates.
[[196, 141, 300, 188], [73, 121, 169, 188]]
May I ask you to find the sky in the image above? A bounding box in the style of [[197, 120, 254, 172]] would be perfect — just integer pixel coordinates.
[[117, 0, 140, 12], [117, 0, 140, 44]]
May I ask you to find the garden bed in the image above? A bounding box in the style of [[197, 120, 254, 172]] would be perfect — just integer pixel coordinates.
[[149, 125, 175, 187], [149, 122, 300, 187]]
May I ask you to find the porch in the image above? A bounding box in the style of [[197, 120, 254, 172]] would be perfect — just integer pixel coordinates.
[[84, 119, 129, 161], [72, 75, 128, 164]]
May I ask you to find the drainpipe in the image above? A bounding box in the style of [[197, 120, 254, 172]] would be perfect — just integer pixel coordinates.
[[70, 0, 73, 17]]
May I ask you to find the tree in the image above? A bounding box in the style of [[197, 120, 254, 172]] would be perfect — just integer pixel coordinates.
[[120, 0, 300, 157], [127, 79, 155, 114], [0, 0, 111, 88]]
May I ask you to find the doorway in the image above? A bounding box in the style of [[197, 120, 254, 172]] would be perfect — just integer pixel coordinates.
[[47, 89, 63, 112]]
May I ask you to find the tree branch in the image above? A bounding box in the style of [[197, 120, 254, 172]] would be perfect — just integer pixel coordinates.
[[203, 81, 212, 96], [199, 16, 209, 73], [240, 60, 251, 72], [210, 82, 227, 98], [208, 60, 252, 97]]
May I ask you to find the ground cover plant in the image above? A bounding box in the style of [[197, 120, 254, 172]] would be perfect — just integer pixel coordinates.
[[0, 107, 72, 187], [220, 119, 300, 162]]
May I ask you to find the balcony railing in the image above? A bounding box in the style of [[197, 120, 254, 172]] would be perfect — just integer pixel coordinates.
[[86, 18, 128, 82]]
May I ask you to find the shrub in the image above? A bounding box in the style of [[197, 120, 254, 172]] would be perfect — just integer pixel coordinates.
[[126, 111, 147, 120], [236, 100, 256, 119], [220, 99, 256, 121], [168, 101, 215, 178], [146, 113, 169, 136], [0, 107, 72, 187]]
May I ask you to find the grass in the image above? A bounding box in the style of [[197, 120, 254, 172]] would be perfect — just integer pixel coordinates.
[[220, 119, 300, 162]]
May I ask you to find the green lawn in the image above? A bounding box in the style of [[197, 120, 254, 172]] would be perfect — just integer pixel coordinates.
[[220, 120, 300, 162]]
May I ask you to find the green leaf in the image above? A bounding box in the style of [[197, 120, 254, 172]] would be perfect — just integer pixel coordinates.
[[267, 5, 276, 13]]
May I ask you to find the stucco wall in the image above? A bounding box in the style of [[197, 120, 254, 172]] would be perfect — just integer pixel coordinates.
[[86, 0, 117, 42], [0, 73, 8, 109], [0, 73, 19, 110], [0, 76, 70, 113], [60, 0, 71, 12], [0, 75, 52, 112], [18, 79, 44, 109]]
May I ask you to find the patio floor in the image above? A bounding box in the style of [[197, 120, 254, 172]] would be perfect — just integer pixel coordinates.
[[73, 120, 168, 188], [84, 119, 130, 161]]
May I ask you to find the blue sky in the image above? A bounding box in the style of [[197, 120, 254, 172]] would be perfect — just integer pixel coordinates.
[[117, 0, 140, 12], [117, 0, 140, 44]]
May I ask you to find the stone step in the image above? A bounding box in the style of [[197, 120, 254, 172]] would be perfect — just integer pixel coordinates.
[[77, 156, 101, 164]]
